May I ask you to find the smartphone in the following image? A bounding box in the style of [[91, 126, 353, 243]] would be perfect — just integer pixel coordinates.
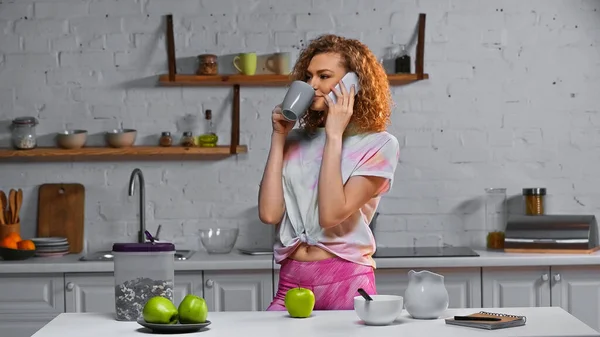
[[328, 72, 361, 104]]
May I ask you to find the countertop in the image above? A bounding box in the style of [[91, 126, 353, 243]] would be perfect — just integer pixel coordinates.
[[2, 249, 600, 274], [31, 307, 600, 337]]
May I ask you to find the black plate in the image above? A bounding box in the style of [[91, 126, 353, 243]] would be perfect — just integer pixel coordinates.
[[136, 319, 211, 333]]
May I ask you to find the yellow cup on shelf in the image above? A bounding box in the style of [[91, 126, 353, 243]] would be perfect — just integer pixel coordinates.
[[233, 53, 257, 76]]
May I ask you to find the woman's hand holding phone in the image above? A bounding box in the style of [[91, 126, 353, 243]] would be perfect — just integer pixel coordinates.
[[324, 80, 355, 138]]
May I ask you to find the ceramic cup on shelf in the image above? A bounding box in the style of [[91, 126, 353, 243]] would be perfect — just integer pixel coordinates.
[[266, 52, 291, 75], [233, 52, 257, 76]]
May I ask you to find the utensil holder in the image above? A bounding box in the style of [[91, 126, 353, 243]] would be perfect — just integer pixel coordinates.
[[0, 223, 20, 239]]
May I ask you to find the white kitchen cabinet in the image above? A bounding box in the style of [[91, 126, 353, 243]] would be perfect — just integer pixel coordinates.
[[0, 273, 65, 337], [173, 272, 204, 306], [482, 266, 600, 333], [550, 266, 600, 332], [64, 272, 205, 313], [65, 273, 115, 313], [203, 270, 273, 311], [375, 267, 482, 308], [482, 266, 551, 308]]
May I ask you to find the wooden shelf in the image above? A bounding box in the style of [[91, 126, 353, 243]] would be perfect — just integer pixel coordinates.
[[0, 145, 247, 162], [155, 13, 426, 160], [157, 73, 429, 87]]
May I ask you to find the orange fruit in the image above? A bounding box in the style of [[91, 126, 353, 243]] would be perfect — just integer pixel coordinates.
[[4, 232, 22, 242], [17, 240, 35, 251], [0, 237, 18, 249]]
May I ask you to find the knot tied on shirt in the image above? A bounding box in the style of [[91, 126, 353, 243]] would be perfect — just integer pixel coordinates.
[[298, 233, 319, 245]]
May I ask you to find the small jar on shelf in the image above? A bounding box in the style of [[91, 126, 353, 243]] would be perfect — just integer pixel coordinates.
[[159, 132, 172, 147], [180, 132, 195, 147], [197, 109, 218, 147], [11, 116, 39, 150], [394, 44, 411, 74], [196, 54, 218, 76]]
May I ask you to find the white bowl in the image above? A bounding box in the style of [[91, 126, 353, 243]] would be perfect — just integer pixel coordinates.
[[354, 295, 404, 326]]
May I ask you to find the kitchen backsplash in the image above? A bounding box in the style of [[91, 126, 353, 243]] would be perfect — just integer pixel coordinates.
[[0, 0, 599, 253]]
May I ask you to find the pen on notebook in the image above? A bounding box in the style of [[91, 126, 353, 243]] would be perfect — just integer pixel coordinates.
[[453, 316, 502, 321]]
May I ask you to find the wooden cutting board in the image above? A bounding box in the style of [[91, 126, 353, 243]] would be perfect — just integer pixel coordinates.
[[37, 183, 85, 254]]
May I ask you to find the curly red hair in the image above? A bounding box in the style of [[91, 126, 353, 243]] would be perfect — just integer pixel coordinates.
[[290, 34, 392, 135]]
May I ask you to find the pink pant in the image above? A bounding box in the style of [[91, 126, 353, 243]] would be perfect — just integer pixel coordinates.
[[267, 257, 377, 311]]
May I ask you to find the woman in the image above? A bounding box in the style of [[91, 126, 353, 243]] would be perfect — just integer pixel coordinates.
[[258, 34, 400, 311]]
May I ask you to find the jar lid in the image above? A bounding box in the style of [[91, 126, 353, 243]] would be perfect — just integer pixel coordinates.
[[523, 188, 546, 196], [183, 131, 192, 137], [198, 54, 217, 61], [161, 131, 171, 137], [12, 116, 38, 125], [112, 242, 175, 252]]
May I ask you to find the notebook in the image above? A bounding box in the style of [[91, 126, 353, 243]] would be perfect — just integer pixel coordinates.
[[445, 311, 527, 330]]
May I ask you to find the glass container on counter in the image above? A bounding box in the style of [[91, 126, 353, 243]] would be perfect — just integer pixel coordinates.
[[112, 242, 175, 321], [484, 188, 507, 249], [11, 117, 39, 150]]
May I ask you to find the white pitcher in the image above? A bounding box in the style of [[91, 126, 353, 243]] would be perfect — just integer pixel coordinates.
[[404, 270, 449, 319]]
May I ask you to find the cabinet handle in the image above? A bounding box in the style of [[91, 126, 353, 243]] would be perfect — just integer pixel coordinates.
[[66, 282, 74, 291], [541, 273, 549, 281], [554, 274, 561, 282], [205, 279, 214, 288]]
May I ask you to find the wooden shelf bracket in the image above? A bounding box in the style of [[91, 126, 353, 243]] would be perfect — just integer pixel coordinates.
[[164, 14, 241, 155], [231, 85, 240, 154], [416, 13, 426, 80], [166, 14, 177, 81]]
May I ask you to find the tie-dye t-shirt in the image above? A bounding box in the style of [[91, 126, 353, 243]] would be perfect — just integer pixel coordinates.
[[273, 127, 400, 268]]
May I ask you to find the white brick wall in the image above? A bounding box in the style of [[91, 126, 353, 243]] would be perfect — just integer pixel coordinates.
[[0, 0, 599, 252]]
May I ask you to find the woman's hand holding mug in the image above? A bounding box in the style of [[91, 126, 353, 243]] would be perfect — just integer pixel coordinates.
[[272, 104, 295, 135]]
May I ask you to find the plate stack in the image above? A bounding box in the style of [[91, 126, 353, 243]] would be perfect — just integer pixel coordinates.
[[31, 237, 70, 257]]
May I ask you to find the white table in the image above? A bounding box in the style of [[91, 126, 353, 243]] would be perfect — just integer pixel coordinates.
[[32, 307, 600, 337]]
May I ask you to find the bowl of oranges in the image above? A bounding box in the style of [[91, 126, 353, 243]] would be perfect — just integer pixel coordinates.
[[0, 232, 36, 261]]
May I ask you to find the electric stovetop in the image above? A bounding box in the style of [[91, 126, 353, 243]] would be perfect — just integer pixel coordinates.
[[373, 246, 479, 258]]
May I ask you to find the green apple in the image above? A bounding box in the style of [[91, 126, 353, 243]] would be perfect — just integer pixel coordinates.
[[178, 294, 208, 324], [142, 296, 178, 324], [284, 287, 315, 318]]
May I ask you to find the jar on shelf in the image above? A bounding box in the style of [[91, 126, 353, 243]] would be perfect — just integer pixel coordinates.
[[180, 131, 195, 147], [197, 54, 218, 75], [159, 131, 172, 147], [11, 117, 39, 150], [523, 188, 546, 215], [394, 44, 411, 74]]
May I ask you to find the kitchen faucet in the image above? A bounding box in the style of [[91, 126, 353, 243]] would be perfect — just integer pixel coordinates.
[[128, 168, 146, 244]]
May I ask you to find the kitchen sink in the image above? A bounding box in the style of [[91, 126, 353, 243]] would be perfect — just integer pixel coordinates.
[[79, 250, 196, 262]]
